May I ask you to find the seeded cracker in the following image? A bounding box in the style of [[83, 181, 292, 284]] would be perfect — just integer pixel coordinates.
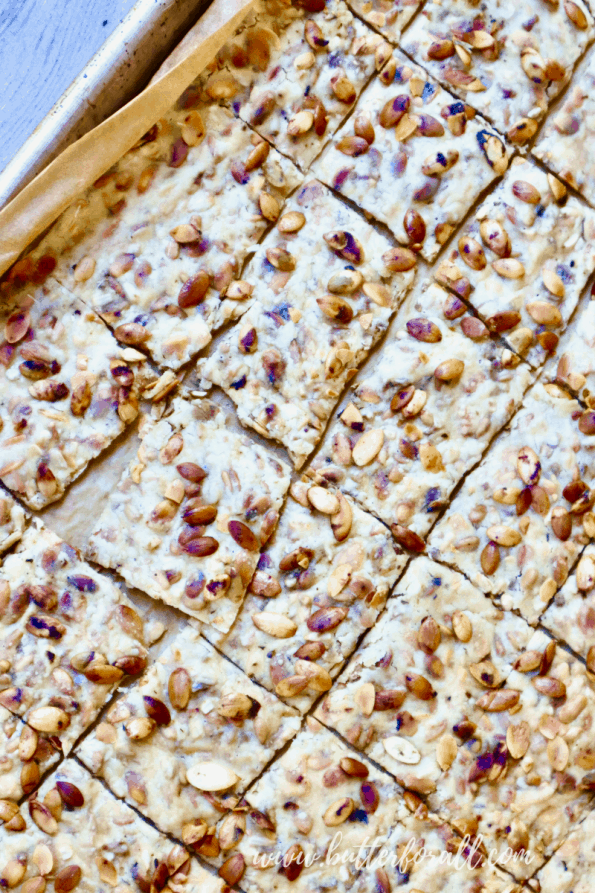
[[76, 624, 300, 847], [196, 179, 416, 468], [0, 492, 25, 555], [7, 106, 301, 371], [0, 281, 155, 509], [314, 557, 533, 801], [206, 716, 520, 892], [199, 0, 379, 169], [535, 805, 595, 893], [435, 158, 595, 368], [87, 395, 291, 633], [309, 279, 533, 543], [541, 545, 595, 666], [402, 0, 594, 145], [543, 296, 595, 407], [0, 708, 59, 802], [0, 758, 223, 893], [311, 48, 510, 262], [428, 381, 595, 623], [0, 520, 148, 752], [209, 488, 406, 713], [535, 51, 595, 206]]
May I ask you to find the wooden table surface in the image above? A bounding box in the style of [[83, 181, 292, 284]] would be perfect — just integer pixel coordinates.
[[0, 0, 139, 177]]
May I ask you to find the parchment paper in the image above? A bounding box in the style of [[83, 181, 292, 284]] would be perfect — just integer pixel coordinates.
[[0, 0, 254, 279]]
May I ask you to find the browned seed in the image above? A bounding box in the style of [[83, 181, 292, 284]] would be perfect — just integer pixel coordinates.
[[180, 535, 219, 556], [144, 695, 172, 725], [506, 721, 531, 759], [259, 192, 280, 221], [533, 677, 566, 698], [228, 520, 259, 551], [404, 208, 426, 247], [487, 311, 521, 333], [391, 524, 425, 552], [339, 757, 369, 778], [84, 663, 124, 684], [540, 641, 556, 676], [176, 462, 207, 483], [217, 693, 255, 719], [29, 800, 58, 834], [277, 211, 306, 233], [4, 310, 30, 344], [379, 94, 410, 128], [480, 541, 500, 576], [275, 675, 309, 698], [316, 295, 354, 324], [295, 642, 326, 661], [113, 323, 149, 346], [219, 854, 245, 886], [586, 645, 595, 674], [266, 246, 296, 271], [427, 37, 455, 59], [169, 668, 192, 710], [390, 385, 415, 413], [21, 760, 40, 795], [477, 689, 520, 711], [382, 246, 417, 272], [331, 74, 356, 104], [461, 317, 489, 339], [178, 271, 210, 309], [354, 114, 375, 144], [479, 219, 511, 257], [516, 487, 532, 516], [434, 358, 464, 382], [183, 502, 217, 527], [54, 866, 82, 893], [56, 781, 85, 808], [374, 689, 406, 710], [249, 571, 282, 598], [579, 411, 595, 435], [406, 318, 442, 343], [307, 606, 348, 632], [452, 611, 472, 642], [279, 845, 305, 882], [458, 236, 486, 271], [564, 0, 588, 28], [245, 140, 270, 172], [405, 672, 436, 700], [551, 507, 572, 541], [418, 616, 441, 653], [336, 135, 370, 156]]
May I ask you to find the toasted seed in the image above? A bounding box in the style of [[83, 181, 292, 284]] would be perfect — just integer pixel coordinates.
[[469, 660, 501, 688], [143, 695, 171, 726], [390, 385, 415, 413], [55, 781, 84, 809], [487, 311, 521, 333], [295, 659, 332, 692], [517, 446, 541, 485], [543, 269, 565, 298], [337, 135, 369, 156], [533, 677, 566, 698], [84, 663, 124, 684], [177, 271, 210, 309], [421, 149, 459, 176], [54, 866, 82, 893], [551, 507, 572, 541], [404, 209, 426, 246], [217, 693, 254, 720], [278, 211, 306, 233], [480, 133, 508, 174], [323, 797, 355, 826], [176, 462, 207, 483], [275, 675, 309, 697], [586, 646, 595, 675], [259, 192, 280, 221], [252, 611, 297, 638], [486, 524, 522, 547], [507, 721, 531, 759], [477, 689, 520, 711], [28, 706, 70, 734], [295, 642, 326, 661], [21, 760, 40, 795], [382, 246, 417, 272], [576, 554, 595, 591], [18, 724, 39, 761], [316, 295, 353, 324], [452, 611, 472, 642], [331, 492, 352, 542], [287, 109, 314, 136], [565, 0, 588, 28], [266, 246, 296, 271], [0, 857, 27, 888], [307, 606, 348, 632], [331, 74, 356, 104], [249, 571, 282, 598], [245, 140, 270, 172], [126, 717, 156, 740], [307, 486, 339, 515], [427, 37, 455, 59], [29, 800, 58, 834], [418, 616, 441, 653], [354, 114, 375, 144], [186, 762, 239, 791], [383, 736, 421, 764], [5, 310, 30, 344], [526, 301, 562, 327], [183, 502, 217, 527], [219, 854, 245, 886], [458, 236, 486, 270], [279, 844, 305, 882], [406, 317, 442, 345], [22, 880, 46, 893], [479, 218, 511, 257], [170, 224, 200, 244], [492, 258, 525, 279], [228, 520, 259, 551], [323, 231, 364, 264], [480, 541, 500, 576], [579, 411, 595, 435], [512, 180, 541, 204], [328, 269, 363, 294], [169, 668, 192, 710], [391, 524, 425, 552], [436, 734, 458, 770], [434, 358, 464, 382], [226, 280, 254, 300], [379, 94, 410, 128], [405, 672, 436, 700], [374, 689, 406, 711]]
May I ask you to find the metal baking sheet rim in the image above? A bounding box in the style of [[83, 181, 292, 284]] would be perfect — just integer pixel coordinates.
[[0, 0, 215, 212]]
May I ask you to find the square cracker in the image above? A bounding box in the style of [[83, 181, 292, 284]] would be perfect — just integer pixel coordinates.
[[196, 178, 416, 468], [87, 395, 291, 634], [0, 281, 154, 509], [435, 158, 595, 368], [311, 48, 510, 262], [0, 758, 223, 893], [0, 520, 148, 753], [402, 0, 594, 145], [209, 486, 406, 712], [200, 0, 381, 169], [76, 624, 301, 845], [534, 805, 595, 893], [309, 279, 533, 543], [6, 105, 301, 371], [541, 545, 595, 665], [428, 381, 595, 622]]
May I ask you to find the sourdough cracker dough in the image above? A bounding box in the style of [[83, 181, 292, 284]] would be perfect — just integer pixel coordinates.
[[0, 758, 223, 893], [76, 624, 300, 843], [428, 381, 595, 622], [309, 279, 533, 540], [209, 486, 406, 712], [197, 179, 416, 467], [403, 0, 594, 143], [312, 49, 510, 261], [88, 395, 291, 633], [0, 520, 148, 752]]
